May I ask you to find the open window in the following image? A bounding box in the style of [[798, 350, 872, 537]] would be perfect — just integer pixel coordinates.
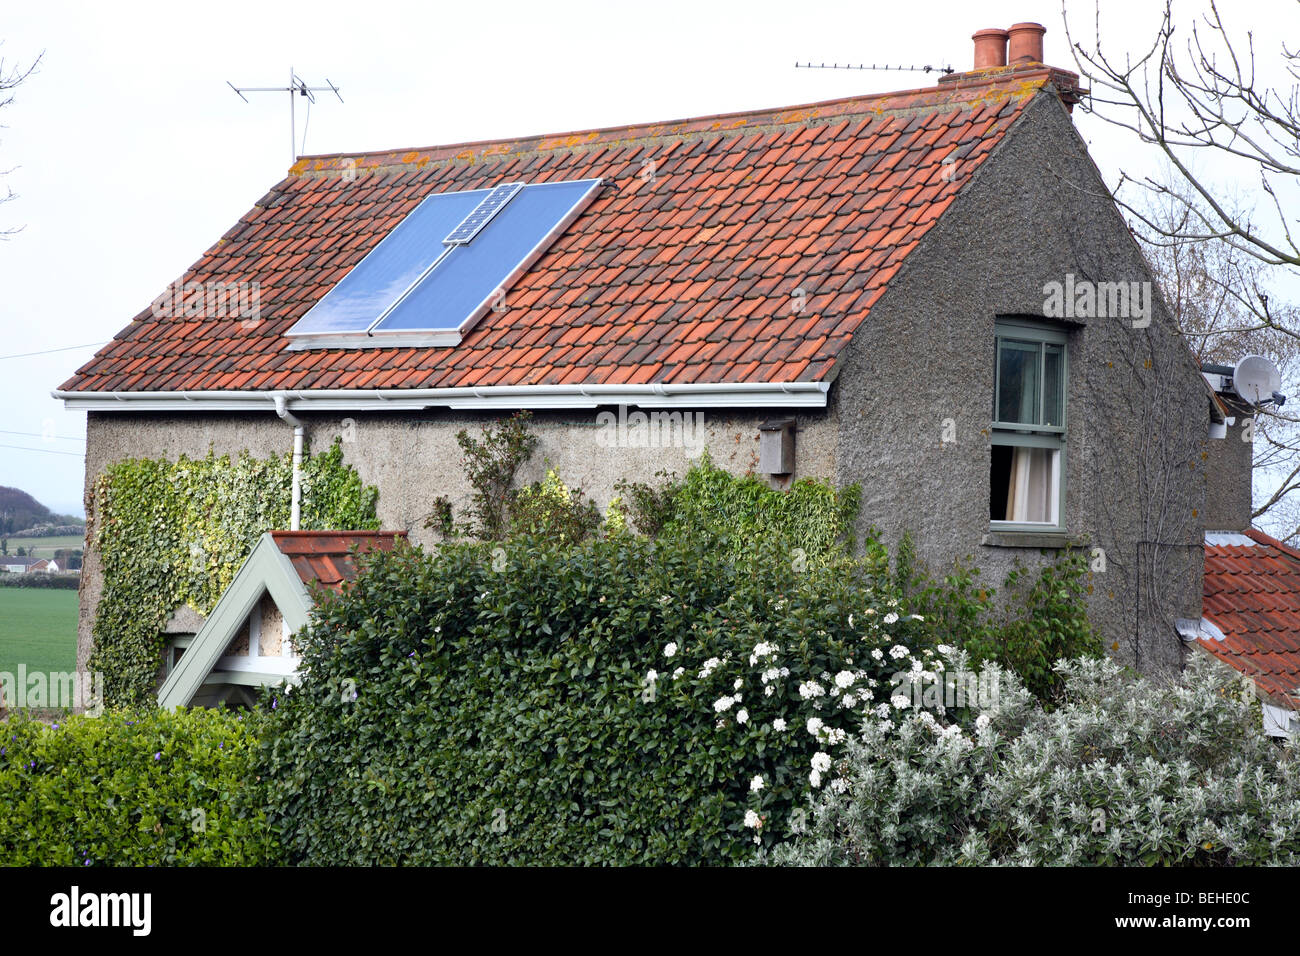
[[989, 319, 1066, 530]]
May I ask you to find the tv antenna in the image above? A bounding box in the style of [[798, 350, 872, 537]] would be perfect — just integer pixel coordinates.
[[794, 62, 954, 74], [227, 67, 344, 164]]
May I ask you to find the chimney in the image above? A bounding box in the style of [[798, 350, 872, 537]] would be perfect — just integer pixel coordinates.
[[940, 20, 1085, 112], [1008, 22, 1046, 64], [972, 28, 1009, 69]]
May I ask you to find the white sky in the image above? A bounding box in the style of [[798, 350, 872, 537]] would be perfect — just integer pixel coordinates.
[[0, 0, 1291, 517]]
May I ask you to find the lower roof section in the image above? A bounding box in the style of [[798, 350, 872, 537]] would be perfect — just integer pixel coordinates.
[[52, 380, 831, 413]]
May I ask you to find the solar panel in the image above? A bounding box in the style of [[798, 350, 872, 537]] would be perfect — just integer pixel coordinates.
[[283, 188, 484, 338], [286, 178, 601, 349], [442, 182, 524, 245]]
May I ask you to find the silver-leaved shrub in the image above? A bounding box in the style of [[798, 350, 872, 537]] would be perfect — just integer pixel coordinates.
[[772, 651, 1300, 866]]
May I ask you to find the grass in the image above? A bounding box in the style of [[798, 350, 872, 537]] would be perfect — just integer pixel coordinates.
[[0, 587, 78, 678], [3, 534, 84, 559]]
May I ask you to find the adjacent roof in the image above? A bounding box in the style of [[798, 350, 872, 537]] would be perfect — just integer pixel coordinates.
[[1197, 528, 1300, 708], [59, 67, 1079, 403], [270, 530, 406, 594]]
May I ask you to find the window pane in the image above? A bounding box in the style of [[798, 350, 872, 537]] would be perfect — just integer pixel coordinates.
[[990, 445, 1059, 524], [1043, 344, 1064, 427], [996, 340, 1040, 424]]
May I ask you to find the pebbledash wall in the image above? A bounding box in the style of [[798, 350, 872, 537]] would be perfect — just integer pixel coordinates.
[[832, 91, 1209, 677], [75, 90, 1211, 682], [74, 406, 840, 677]]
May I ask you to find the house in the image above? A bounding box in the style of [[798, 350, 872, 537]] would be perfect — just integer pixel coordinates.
[[1185, 528, 1300, 736], [158, 530, 404, 708], [1, 556, 56, 574], [56, 20, 1226, 683]]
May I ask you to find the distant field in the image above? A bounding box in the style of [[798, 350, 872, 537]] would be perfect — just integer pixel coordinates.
[[3, 535, 84, 558], [0, 588, 78, 678]]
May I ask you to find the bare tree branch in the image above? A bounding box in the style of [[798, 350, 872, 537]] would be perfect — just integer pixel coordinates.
[[0, 43, 42, 239]]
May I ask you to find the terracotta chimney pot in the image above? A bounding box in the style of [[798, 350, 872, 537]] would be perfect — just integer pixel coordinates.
[[972, 28, 1009, 69], [1008, 22, 1046, 64]]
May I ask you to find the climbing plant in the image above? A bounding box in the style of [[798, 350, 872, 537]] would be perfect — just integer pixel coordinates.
[[617, 451, 862, 563], [86, 439, 379, 707]]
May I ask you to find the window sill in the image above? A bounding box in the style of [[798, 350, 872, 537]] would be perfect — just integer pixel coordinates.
[[981, 530, 1080, 549]]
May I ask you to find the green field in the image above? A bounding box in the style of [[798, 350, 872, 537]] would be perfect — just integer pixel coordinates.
[[3, 534, 84, 559], [0, 588, 78, 678]]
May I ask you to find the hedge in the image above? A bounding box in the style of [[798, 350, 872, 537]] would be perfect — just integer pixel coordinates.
[[0, 708, 277, 866], [0, 572, 80, 590], [257, 531, 931, 865]]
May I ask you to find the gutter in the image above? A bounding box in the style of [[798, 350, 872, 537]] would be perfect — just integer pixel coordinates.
[[51, 381, 833, 412]]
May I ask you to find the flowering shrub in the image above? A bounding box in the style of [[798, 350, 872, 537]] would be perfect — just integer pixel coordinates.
[[771, 652, 1300, 866], [0, 708, 276, 865], [890, 534, 1101, 703], [257, 532, 925, 864]]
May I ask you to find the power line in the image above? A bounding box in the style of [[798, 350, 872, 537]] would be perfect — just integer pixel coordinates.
[[0, 341, 109, 361], [0, 442, 84, 458], [0, 429, 85, 442]]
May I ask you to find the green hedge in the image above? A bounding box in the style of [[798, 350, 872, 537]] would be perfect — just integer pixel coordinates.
[[0, 572, 80, 590], [258, 532, 926, 865], [0, 708, 276, 866]]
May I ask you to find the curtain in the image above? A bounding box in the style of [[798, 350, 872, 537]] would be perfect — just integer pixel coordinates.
[[1004, 447, 1052, 522]]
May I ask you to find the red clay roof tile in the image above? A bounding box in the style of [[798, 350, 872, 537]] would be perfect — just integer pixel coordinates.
[[269, 530, 406, 595], [1198, 529, 1300, 708], [61, 72, 1065, 396]]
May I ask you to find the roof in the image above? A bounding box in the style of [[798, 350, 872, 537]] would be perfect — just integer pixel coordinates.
[[1198, 527, 1300, 708], [59, 67, 1078, 404], [269, 530, 406, 593]]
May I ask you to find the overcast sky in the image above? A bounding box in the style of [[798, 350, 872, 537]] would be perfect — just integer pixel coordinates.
[[0, 0, 1290, 517]]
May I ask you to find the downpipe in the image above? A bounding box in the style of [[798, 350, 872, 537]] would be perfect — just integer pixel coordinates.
[[272, 395, 304, 531]]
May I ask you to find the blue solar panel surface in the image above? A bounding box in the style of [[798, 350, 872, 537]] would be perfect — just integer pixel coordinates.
[[286, 178, 599, 342], [375, 179, 599, 333], [285, 188, 483, 336]]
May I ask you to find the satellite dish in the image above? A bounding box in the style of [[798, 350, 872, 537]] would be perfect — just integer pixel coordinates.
[[1232, 355, 1282, 406]]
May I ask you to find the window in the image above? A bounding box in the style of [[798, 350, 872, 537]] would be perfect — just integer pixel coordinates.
[[990, 320, 1066, 530]]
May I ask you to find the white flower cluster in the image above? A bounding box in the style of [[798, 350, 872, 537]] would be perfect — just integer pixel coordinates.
[[798, 681, 826, 700], [749, 642, 780, 666]]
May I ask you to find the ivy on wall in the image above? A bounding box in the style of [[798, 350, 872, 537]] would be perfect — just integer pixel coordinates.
[[86, 439, 379, 707]]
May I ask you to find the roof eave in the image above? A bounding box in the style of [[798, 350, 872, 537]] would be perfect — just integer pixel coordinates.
[[52, 381, 833, 413]]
